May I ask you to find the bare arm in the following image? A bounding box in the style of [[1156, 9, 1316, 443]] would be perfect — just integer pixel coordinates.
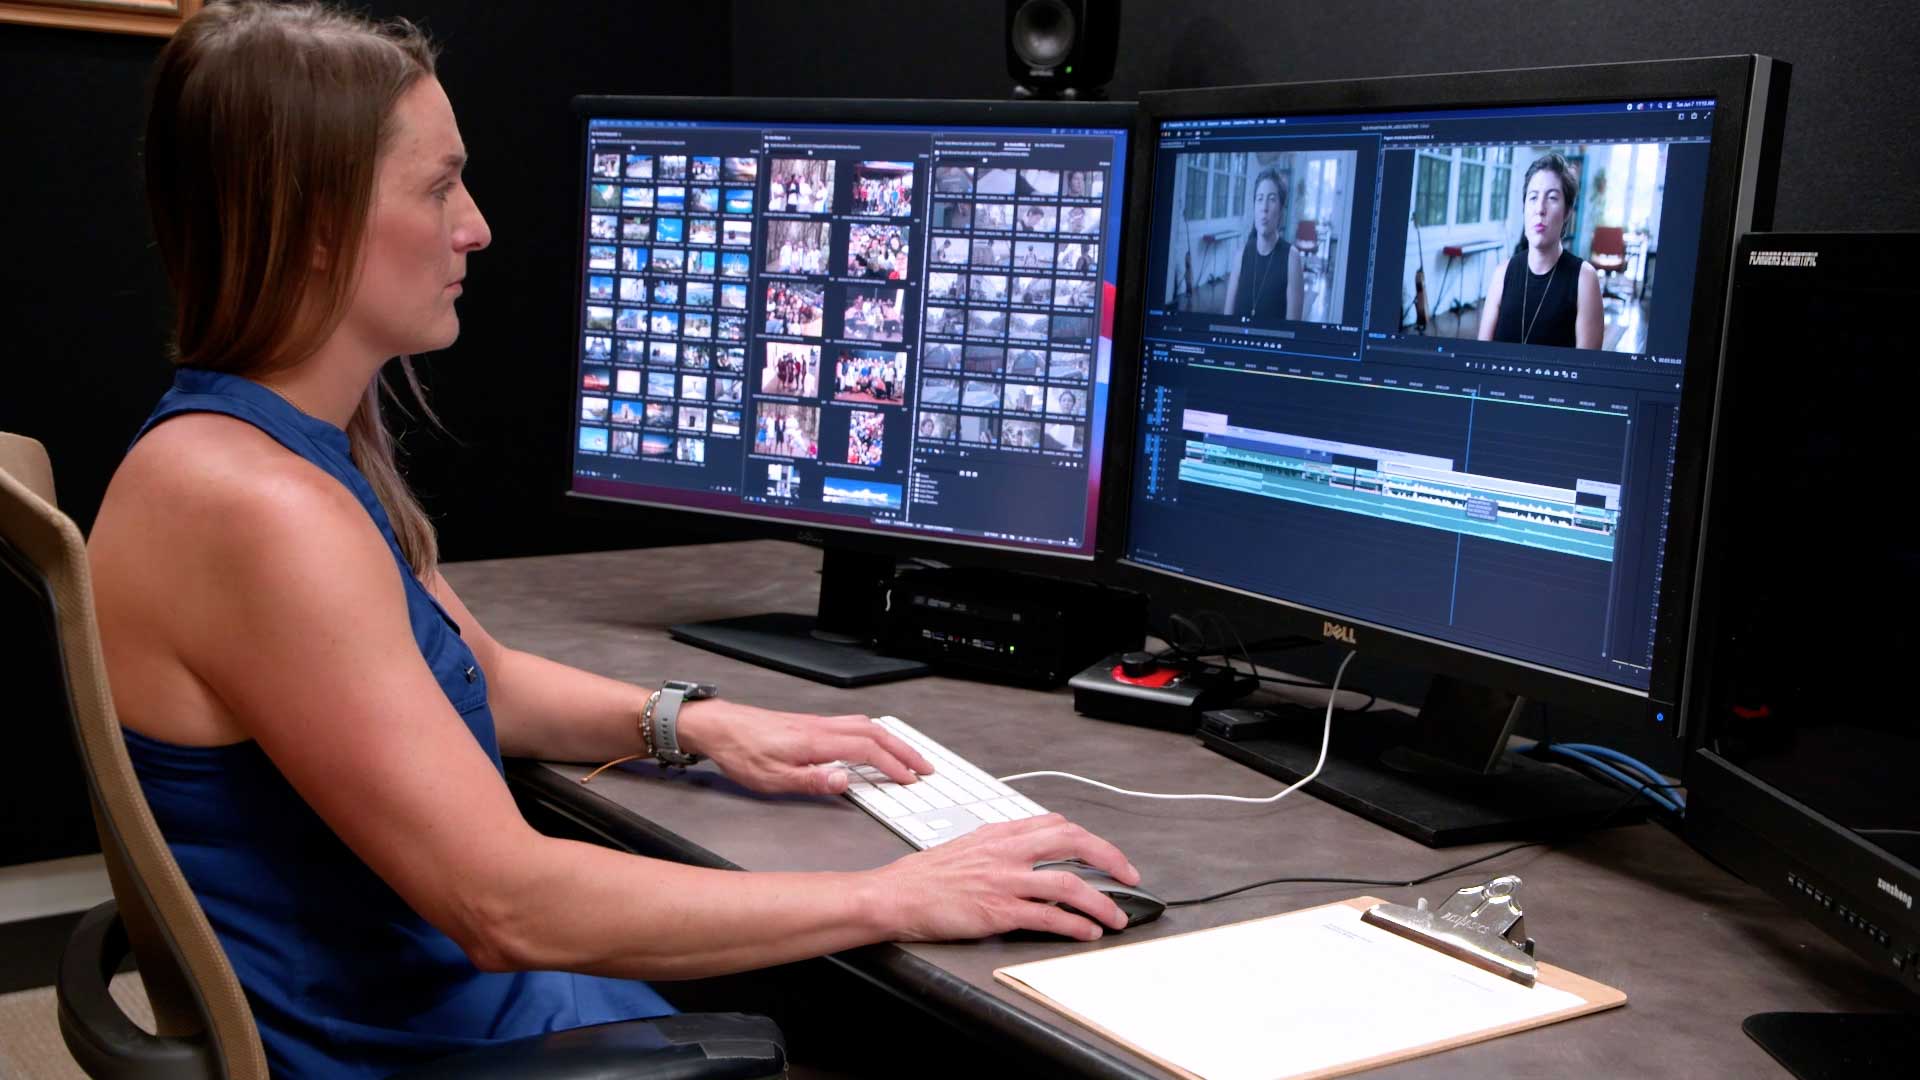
[[171, 471, 1137, 982], [1477, 257, 1509, 341], [429, 575, 934, 791], [1575, 261, 1603, 350], [1222, 242, 1241, 316], [1287, 246, 1305, 320]]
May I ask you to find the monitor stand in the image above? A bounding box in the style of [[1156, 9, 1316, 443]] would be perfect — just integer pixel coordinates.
[[1743, 1012, 1920, 1080], [669, 546, 930, 688], [1199, 674, 1639, 847]]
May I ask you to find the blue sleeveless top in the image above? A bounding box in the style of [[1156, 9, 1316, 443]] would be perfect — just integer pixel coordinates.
[[122, 368, 672, 1078]]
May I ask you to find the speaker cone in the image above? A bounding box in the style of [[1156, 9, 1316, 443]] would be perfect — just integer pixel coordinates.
[[1011, 0, 1076, 68]]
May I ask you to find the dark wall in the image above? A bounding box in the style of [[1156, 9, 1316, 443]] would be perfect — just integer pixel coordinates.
[[1, 22, 175, 868], [731, 0, 1920, 233], [0, 3, 733, 559], [0, 4, 731, 867]]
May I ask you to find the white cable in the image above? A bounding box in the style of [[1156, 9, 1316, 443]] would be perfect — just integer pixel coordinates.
[[999, 650, 1359, 805]]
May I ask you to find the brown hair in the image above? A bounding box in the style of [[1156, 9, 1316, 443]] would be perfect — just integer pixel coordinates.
[[145, 0, 444, 579]]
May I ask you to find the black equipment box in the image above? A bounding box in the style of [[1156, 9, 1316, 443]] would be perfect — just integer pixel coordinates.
[[1070, 653, 1258, 732], [875, 567, 1146, 687]]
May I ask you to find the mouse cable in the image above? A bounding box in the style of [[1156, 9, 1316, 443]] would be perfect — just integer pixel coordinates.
[[1163, 779, 1668, 908], [999, 650, 1359, 804]]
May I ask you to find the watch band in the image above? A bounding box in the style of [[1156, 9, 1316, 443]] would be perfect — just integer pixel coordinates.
[[653, 679, 716, 767], [637, 689, 662, 758]]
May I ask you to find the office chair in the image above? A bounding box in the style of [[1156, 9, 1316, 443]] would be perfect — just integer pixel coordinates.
[[0, 432, 786, 1080], [1588, 226, 1630, 299]]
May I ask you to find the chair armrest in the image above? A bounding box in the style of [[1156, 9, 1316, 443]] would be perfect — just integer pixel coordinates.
[[56, 900, 218, 1080], [393, 1012, 786, 1080]]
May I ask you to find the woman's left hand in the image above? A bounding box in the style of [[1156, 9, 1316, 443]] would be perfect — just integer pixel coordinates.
[[676, 700, 934, 796]]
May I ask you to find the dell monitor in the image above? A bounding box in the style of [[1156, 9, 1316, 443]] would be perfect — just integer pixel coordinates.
[[565, 98, 1135, 685], [1684, 233, 1919, 1072], [1113, 57, 1789, 843]]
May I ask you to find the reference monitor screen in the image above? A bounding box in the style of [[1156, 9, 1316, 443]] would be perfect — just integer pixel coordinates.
[[1125, 96, 1721, 691], [568, 112, 1129, 557]]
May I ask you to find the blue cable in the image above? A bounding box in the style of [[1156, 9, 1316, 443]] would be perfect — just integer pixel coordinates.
[[1539, 744, 1683, 814], [1555, 742, 1686, 807]]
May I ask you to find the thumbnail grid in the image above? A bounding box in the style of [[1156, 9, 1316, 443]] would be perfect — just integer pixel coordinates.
[[919, 165, 1105, 454], [754, 157, 914, 488], [580, 151, 759, 463]]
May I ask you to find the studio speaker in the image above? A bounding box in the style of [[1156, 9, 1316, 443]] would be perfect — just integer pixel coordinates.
[[1005, 0, 1121, 99]]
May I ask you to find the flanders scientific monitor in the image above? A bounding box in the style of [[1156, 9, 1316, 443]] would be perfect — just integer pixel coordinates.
[[1684, 234, 1920, 1070], [1116, 56, 1788, 844], [566, 97, 1135, 686]]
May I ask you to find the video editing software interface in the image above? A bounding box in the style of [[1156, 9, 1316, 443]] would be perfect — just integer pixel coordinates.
[[1125, 97, 1721, 690], [568, 114, 1128, 556]]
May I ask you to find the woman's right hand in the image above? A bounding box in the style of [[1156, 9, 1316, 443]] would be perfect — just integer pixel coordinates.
[[867, 815, 1139, 942]]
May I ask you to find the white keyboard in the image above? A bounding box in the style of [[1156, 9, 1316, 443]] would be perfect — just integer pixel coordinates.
[[843, 715, 1049, 849]]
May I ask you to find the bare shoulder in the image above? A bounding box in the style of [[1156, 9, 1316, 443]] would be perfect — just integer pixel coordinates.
[[92, 413, 394, 641], [99, 411, 370, 553], [92, 412, 401, 743]]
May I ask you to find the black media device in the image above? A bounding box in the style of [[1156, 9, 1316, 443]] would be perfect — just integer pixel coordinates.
[[1112, 56, 1789, 844], [1683, 234, 1920, 1074], [876, 567, 1145, 687], [1006, 0, 1122, 100], [561, 96, 1139, 687], [1070, 652, 1257, 732]]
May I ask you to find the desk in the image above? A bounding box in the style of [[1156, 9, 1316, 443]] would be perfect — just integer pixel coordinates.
[[445, 541, 1913, 1080]]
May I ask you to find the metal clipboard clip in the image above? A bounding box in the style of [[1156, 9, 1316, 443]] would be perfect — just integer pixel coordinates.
[[1360, 874, 1539, 987]]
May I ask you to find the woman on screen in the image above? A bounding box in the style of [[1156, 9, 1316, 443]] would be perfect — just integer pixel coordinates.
[[87, 4, 1139, 1076], [1478, 152, 1603, 349], [1224, 166, 1304, 320]]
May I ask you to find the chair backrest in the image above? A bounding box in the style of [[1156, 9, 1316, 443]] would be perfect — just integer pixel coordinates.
[[1590, 226, 1627, 259], [0, 434, 268, 1080], [0, 433, 57, 505]]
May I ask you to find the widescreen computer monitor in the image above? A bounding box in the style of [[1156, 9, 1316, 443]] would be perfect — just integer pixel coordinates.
[[1684, 233, 1919, 1065], [565, 98, 1135, 685], [1114, 57, 1788, 843]]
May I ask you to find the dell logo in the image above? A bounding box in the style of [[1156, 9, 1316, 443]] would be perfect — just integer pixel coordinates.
[[1880, 878, 1913, 910], [1322, 621, 1358, 645]]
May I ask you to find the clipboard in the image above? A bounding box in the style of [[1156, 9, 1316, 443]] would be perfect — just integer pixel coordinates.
[[994, 885, 1625, 1080]]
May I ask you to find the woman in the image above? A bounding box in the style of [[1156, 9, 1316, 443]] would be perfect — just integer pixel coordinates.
[[1224, 166, 1304, 320], [1478, 152, 1603, 349], [88, 4, 1136, 1077]]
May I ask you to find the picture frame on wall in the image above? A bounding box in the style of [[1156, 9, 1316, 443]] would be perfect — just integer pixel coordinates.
[[0, 0, 202, 36]]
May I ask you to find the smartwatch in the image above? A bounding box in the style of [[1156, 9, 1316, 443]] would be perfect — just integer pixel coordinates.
[[652, 679, 717, 767]]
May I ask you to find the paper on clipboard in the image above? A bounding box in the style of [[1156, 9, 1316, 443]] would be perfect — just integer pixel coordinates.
[[995, 897, 1624, 1080]]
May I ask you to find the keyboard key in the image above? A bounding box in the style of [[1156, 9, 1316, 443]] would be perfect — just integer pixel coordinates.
[[851, 784, 909, 818], [890, 785, 932, 813]]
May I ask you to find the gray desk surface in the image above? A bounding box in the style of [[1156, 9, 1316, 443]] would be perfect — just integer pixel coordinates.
[[445, 541, 1911, 1080]]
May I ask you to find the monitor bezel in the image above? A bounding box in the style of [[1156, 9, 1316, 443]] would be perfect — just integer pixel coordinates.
[[563, 95, 1142, 577], [1110, 56, 1786, 727]]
